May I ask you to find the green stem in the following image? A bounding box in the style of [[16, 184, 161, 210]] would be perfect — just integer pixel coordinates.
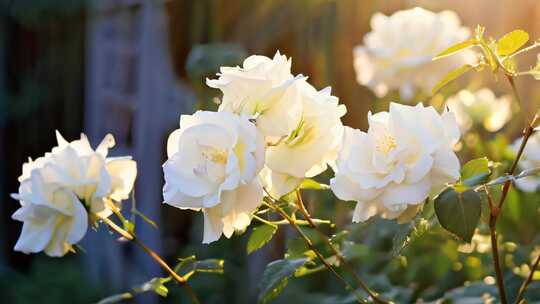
[[263, 198, 368, 304], [253, 214, 332, 227], [294, 190, 390, 304], [252, 214, 278, 228], [506, 75, 524, 117], [99, 216, 200, 304]]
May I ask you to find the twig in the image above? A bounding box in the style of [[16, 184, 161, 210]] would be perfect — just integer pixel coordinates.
[[505, 75, 524, 121], [294, 190, 390, 304], [515, 253, 540, 303], [509, 41, 540, 59], [262, 198, 368, 304], [253, 214, 332, 227], [99, 216, 200, 304]]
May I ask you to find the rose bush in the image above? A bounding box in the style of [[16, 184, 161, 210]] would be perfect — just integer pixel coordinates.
[[10, 7, 540, 304]]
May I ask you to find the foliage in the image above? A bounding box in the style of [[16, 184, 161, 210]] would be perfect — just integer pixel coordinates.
[[0, 257, 104, 304], [247, 224, 278, 255], [258, 258, 309, 304], [6, 5, 540, 304]]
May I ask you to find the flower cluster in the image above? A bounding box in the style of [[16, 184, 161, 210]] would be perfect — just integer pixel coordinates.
[[446, 88, 513, 133], [11, 132, 136, 256], [163, 51, 346, 242], [353, 7, 473, 99], [330, 103, 461, 222], [163, 48, 466, 241]]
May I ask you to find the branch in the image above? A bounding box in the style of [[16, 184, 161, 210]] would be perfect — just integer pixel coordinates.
[[488, 75, 539, 303], [294, 190, 390, 304], [515, 253, 540, 303], [252, 213, 332, 227], [99, 215, 200, 304], [262, 197, 368, 304]]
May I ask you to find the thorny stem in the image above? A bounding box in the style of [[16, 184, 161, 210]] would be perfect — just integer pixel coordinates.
[[294, 190, 390, 304], [262, 198, 368, 304], [99, 216, 200, 304], [488, 75, 539, 304]]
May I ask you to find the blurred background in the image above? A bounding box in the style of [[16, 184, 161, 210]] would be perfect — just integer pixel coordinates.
[[1, 0, 540, 303]]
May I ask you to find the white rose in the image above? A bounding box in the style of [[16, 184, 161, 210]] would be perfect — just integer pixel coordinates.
[[207, 51, 304, 138], [330, 103, 460, 222], [263, 82, 346, 197], [163, 111, 265, 243], [21, 132, 137, 217], [11, 171, 88, 257], [353, 7, 473, 99], [446, 88, 513, 133], [511, 133, 540, 192], [11, 131, 136, 256]]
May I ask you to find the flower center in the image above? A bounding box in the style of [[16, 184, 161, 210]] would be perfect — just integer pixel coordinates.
[[285, 118, 316, 147], [201, 147, 228, 164], [375, 134, 397, 155]]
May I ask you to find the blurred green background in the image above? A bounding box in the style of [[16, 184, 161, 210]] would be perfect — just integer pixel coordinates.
[[1, 0, 540, 303]]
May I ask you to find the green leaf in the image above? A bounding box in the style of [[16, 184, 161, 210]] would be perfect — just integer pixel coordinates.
[[247, 224, 278, 255], [432, 64, 473, 94], [285, 237, 310, 259], [258, 258, 308, 304], [433, 39, 477, 61], [341, 242, 369, 261], [174, 255, 196, 273], [496, 29, 529, 56], [461, 157, 491, 186], [299, 178, 330, 190], [153, 285, 168, 297], [194, 259, 225, 274], [434, 187, 481, 243], [173, 256, 224, 277]]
